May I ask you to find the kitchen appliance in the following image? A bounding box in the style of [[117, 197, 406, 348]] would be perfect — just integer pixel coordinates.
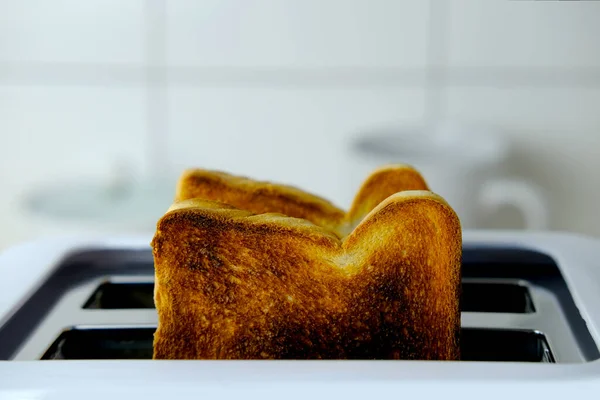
[[1, 231, 600, 398]]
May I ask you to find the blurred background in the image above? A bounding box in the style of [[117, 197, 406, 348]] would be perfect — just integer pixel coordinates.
[[0, 0, 599, 249]]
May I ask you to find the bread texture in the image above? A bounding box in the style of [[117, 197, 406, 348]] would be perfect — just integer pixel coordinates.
[[152, 178, 462, 359], [175, 164, 429, 237]]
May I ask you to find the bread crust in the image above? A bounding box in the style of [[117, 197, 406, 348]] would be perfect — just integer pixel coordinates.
[[175, 164, 429, 238], [152, 189, 461, 360]]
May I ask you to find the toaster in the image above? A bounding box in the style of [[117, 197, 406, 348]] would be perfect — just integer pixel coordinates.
[[1, 231, 600, 399]]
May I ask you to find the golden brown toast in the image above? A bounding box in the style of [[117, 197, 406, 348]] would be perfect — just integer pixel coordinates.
[[152, 190, 461, 360], [175, 164, 429, 237]]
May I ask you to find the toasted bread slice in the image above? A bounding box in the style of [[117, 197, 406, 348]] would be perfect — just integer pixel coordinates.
[[152, 191, 461, 360], [175, 164, 429, 237]]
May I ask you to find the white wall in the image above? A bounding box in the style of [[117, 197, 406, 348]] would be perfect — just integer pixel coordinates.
[[0, 0, 599, 249]]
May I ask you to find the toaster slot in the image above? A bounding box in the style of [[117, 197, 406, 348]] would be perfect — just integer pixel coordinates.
[[460, 328, 554, 363], [84, 280, 536, 314], [461, 281, 535, 313], [42, 327, 155, 360], [83, 282, 155, 309], [40, 327, 554, 362]]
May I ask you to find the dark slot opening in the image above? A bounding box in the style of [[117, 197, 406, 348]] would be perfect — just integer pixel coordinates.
[[85, 281, 535, 313], [461, 282, 535, 313], [460, 328, 554, 363], [42, 327, 156, 360], [41, 327, 554, 362], [83, 282, 154, 309]]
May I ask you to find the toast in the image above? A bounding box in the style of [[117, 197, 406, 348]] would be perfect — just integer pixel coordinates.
[[175, 164, 429, 237], [152, 188, 462, 360]]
